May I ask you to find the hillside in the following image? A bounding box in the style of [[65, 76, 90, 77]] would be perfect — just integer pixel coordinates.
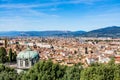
[[81, 26, 120, 38]]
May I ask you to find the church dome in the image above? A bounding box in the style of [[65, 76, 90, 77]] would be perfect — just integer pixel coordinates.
[[17, 47, 39, 59]]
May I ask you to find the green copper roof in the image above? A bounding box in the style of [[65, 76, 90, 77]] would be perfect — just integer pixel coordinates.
[[17, 47, 39, 59]]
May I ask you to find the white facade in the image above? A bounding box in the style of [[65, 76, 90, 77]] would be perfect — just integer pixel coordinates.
[[36, 43, 51, 48]]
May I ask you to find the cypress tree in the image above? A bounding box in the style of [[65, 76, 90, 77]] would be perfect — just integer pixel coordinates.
[[9, 48, 13, 62]]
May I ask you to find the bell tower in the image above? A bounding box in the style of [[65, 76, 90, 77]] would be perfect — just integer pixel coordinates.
[[4, 38, 8, 48]]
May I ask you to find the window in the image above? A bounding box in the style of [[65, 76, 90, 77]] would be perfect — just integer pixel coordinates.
[[25, 59, 29, 67], [20, 60, 23, 67]]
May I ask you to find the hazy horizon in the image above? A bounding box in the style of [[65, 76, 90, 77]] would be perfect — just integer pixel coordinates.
[[0, 25, 120, 32], [0, 0, 120, 31]]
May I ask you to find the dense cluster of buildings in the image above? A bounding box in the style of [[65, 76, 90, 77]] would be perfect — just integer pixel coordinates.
[[0, 37, 120, 67]]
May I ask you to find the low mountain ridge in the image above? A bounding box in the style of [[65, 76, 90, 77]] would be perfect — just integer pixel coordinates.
[[0, 31, 85, 37], [82, 26, 120, 38], [0, 26, 120, 37]]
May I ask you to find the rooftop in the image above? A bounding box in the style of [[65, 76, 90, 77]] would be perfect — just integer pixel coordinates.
[[17, 47, 39, 59]]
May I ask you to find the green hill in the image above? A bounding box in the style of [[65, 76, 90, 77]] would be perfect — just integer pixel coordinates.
[[82, 26, 120, 38]]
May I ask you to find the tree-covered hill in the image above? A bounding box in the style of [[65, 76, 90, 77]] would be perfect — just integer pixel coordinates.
[[82, 26, 120, 38]]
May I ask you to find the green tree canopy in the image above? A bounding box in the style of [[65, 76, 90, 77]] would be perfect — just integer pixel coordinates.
[[0, 47, 7, 63]]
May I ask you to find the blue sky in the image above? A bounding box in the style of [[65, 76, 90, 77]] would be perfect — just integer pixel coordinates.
[[0, 0, 120, 31]]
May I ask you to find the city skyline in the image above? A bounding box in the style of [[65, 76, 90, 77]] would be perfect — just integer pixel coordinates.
[[0, 0, 120, 31]]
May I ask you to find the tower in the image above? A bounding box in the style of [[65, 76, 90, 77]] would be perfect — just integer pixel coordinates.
[[4, 38, 8, 48], [85, 47, 88, 54]]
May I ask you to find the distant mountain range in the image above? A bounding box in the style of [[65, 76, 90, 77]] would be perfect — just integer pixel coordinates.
[[0, 26, 120, 38], [0, 31, 86, 37]]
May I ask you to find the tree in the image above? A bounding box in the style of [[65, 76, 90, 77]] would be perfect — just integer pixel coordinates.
[[108, 57, 115, 66], [9, 48, 13, 62], [68, 54, 72, 63], [0, 59, 119, 80], [63, 63, 83, 80], [12, 51, 17, 62], [0, 47, 7, 63], [21, 60, 67, 80], [4, 39, 8, 48], [80, 63, 116, 80], [0, 64, 18, 80], [114, 64, 120, 80]]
